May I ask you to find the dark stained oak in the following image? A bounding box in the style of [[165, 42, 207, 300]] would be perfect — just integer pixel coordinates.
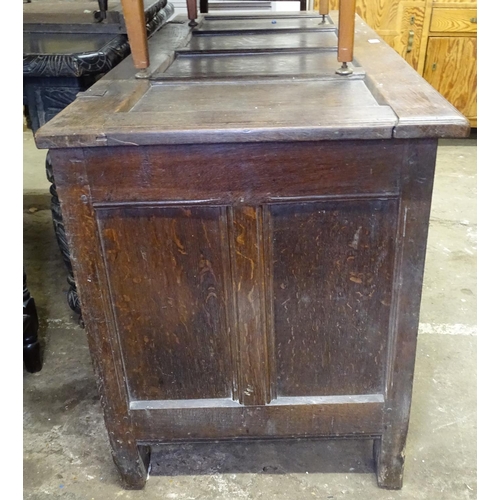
[[271, 198, 397, 397], [36, 11, 469, 491], [97, 206, 234, 401]]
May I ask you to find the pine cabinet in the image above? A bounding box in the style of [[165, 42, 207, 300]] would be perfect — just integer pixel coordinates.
[[422, 36, 477, 126], [420, 1, 477, 127]]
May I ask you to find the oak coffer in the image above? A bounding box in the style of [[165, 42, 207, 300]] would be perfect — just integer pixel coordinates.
[[35, 11, 469, 491]]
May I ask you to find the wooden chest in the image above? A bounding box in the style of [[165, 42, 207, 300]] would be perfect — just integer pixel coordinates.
[[35, 12, 469, 490]]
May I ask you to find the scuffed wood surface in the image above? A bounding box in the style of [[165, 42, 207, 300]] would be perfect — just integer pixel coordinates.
[[35, 12, 468, 150]]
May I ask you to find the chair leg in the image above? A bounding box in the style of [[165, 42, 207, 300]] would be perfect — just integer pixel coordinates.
[[186, 0, 198, 27], [200, 0, 208, 14]]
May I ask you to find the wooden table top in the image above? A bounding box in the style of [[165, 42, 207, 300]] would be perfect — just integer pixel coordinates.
[[35, 12, 469, 150]]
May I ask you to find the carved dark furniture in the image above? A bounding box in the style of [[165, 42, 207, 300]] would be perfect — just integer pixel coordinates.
[[23, 270, 42, 373], [23, 0, 174, 319], [35, 9, 469, 491]]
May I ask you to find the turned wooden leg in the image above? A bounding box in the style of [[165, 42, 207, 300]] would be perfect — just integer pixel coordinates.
[[23, 271, 42, 373], [337, 0, 356, 70], [319, 0, 329, 19], [121, 0, 150, 73], [112, 443, 150, 489], [46, 152, 83, 324], [186, 0, 198, 27]]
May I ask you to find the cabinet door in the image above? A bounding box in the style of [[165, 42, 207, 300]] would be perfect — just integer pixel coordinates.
[[423, 36, 477, 123]]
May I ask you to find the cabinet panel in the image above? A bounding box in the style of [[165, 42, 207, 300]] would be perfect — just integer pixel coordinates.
[[430, 8, 477, 33], [97, 205, 234, 402], [423, 36, 476, 121], [270, 198, 398, 397]]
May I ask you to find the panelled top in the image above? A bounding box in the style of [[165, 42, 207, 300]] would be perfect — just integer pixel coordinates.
[[35, 11, 469, 149]]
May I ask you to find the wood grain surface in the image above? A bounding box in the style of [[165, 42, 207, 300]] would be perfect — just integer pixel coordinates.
[[423, 36, 477, 121], [39, 14, 468, 490], [429, 8, 477, 33], [97, 206, 233, 401], [34, 12, 468, 150]]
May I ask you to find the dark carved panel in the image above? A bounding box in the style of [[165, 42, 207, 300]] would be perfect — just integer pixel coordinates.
[[35, 87, 79, 127], [45, 153, 82, 319], [23, 270, 42, 373], [270, 199, 398, 397], [23, 35, 130, 78], [97, 205, 234, 402], [23, 2, 174, 78]]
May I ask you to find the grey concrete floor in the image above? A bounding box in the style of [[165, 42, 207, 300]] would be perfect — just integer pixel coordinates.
[[23, 130, 477, 500]]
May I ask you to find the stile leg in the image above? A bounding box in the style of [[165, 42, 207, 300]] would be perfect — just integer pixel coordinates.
[[373, 436, 405, 489], [112, 443, 151, 489]]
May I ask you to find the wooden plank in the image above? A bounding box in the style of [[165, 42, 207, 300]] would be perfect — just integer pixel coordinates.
[[131, 400, 385, 441], [228, 207, 271, 405], [74, 140, 402, 204]]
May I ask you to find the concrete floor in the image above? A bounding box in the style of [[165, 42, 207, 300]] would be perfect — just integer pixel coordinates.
[[23, 130, 477, 499]]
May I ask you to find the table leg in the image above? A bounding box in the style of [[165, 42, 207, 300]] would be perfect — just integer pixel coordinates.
[[23, 271, 42, 373], [46, 152, 83, 325]]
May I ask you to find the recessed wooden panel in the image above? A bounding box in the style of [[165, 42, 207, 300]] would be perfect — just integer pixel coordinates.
[[155, 52, 349, 81], [97, 205, 234, 401], [270, 199, 398, 397], [185, 32, 338, 51]]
